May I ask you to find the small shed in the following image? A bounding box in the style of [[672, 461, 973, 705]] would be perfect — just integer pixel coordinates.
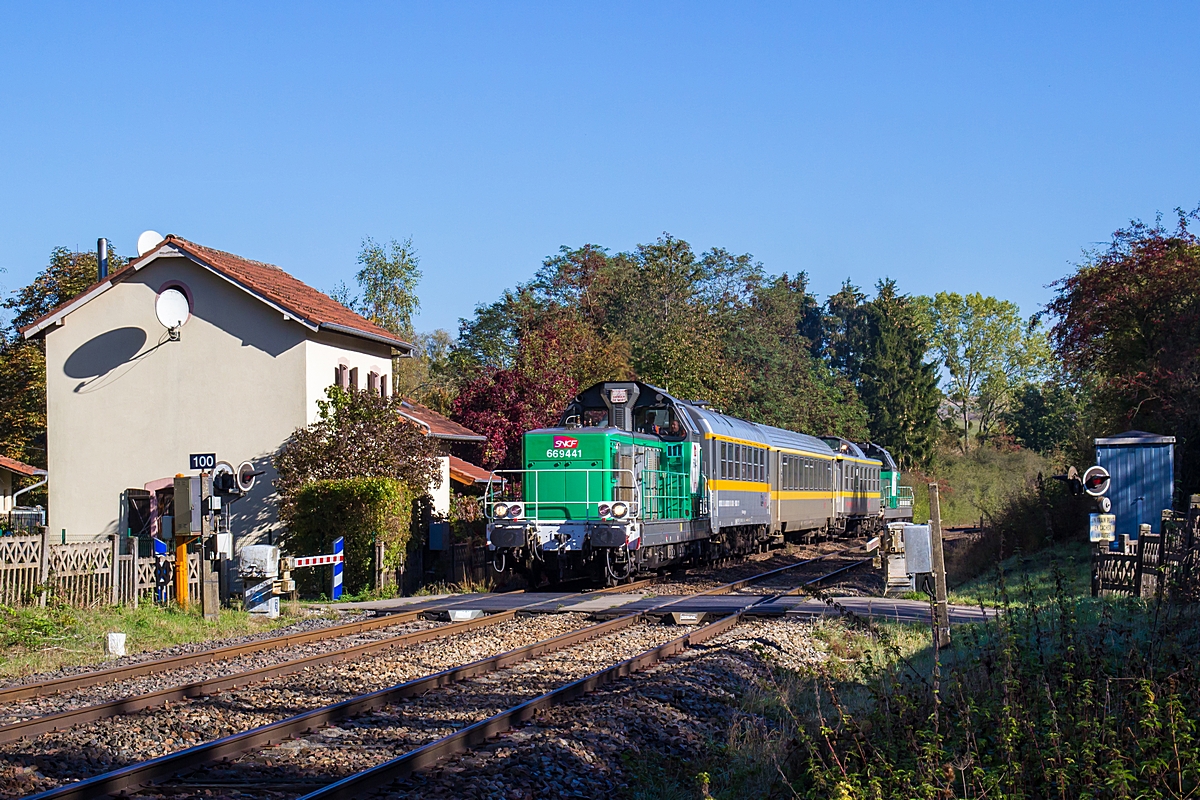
[[1094, 430, 1175, 538]]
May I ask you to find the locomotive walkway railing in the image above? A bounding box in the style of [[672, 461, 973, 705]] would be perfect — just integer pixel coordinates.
[[484, 468, 641, 522]]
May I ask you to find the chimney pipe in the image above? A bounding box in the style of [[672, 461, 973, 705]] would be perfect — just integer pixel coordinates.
[[97, 238, 109, 280]]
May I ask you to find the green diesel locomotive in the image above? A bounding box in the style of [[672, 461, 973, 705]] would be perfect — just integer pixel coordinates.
[[485, 381, 913, 583]]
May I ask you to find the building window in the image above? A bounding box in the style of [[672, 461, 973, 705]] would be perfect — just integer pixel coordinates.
[[336, 364, 350, 390], [380, 374, 389, 397], [368, 371, 379, 394], [349, 367, 359, 391]]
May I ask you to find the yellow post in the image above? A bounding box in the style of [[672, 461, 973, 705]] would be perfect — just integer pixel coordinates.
[[175, 536, 190, 609]]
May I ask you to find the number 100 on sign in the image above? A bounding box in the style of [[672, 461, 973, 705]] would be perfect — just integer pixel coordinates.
[[190, 453, 217, 470]]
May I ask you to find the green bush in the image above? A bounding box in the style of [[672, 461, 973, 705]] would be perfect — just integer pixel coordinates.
[[285, 477, 414, 595]]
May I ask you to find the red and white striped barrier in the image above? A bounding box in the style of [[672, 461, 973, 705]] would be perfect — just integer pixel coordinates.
[[292, 553, 343, 567]]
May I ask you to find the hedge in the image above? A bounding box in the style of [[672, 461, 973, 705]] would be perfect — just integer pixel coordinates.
[[285, 477, 414, 595]]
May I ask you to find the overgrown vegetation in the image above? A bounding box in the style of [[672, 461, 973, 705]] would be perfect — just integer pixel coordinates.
[[287, 477, 415, 595], [629, 556, 1200, 799], [0, 601, 305, 678]]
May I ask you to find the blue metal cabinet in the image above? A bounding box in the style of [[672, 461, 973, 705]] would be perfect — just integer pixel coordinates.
[[1094, 430, 1175, 538]]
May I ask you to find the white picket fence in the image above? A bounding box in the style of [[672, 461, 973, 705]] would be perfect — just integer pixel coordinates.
[[0, 529, 199, 608]]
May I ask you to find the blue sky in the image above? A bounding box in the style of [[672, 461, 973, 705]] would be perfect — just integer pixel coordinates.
[[2, 3, 1198, 334]]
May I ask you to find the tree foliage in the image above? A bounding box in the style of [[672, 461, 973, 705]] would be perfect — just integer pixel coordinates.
[[287, 478, 414, 595], [1048, 208, 1200, 491], [920, 291, 1049, 451], [450, 234, 875, 445], [340, 236, 422, 337], [274, 386, 440, 521], [728, 273, 867, 439], [855, 280, 941, 468], [1003, 381, 1082, 455]]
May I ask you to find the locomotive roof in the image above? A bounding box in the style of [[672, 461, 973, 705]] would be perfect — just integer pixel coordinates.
[[857, 442, 899, 470], [566, 381, 838, 456], [820, 436, 868, 459]]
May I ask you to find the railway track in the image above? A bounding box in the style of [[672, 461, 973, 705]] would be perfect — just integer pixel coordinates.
[[15, 554, 872, 800], [0, 579, 658, 747]]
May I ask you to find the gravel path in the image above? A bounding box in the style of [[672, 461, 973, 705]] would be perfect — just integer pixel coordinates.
[[0, 617, 442, 726], [144, 620, 696, 798], [0, 613, 595, 798]]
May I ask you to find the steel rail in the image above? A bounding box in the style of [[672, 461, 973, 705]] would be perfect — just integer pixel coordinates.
[[689, 542, 868, 596], [0, 578, 657, 745], [0, 612, 509, 745], [295, 611, 745, 800], [0, 578, 652, 705], [0, 595, 489, 704], [19, 555, 860, 799], [23, 612, 650, 800], [288, 555, 879, 798]]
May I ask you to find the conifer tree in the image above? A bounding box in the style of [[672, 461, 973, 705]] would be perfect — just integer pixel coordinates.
[[852, 280, 940, 468]]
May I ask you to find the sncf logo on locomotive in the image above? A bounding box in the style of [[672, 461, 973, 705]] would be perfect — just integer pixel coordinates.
[[547, 435, 582, 459]]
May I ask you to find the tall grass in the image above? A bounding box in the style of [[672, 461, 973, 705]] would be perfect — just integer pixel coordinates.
[[743, 567, 1200, 798]]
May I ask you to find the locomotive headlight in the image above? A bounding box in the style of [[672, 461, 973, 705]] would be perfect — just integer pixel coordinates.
[[492, 502, 509, 518], [611, 501, 629, 519]]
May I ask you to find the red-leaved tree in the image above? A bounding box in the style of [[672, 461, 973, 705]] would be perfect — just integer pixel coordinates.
[[452, 366, 577, 470], [1048, 208, 1200, 493]]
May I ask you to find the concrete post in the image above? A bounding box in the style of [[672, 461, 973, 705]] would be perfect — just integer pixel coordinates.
[[199, 476, 220, 621], [374, 540, 385, 590], [928, 483, 951, 648], [37, 526, 49, 608], [109, 534, 120, 606], [131, 540, 141, 610]]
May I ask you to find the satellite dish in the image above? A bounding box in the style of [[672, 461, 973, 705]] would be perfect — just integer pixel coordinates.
[[155, 288, 190, 330], [136, 230, 163, 257]]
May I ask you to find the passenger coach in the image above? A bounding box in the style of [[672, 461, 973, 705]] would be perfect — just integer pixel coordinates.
[[485, 381, 905, 584]]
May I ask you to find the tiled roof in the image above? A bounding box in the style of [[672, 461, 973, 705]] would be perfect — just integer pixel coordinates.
[[448, 455, 500, 485], [0, 456, 45, 477], [398, 399, 486, 442], [21, 235, 412, 352]]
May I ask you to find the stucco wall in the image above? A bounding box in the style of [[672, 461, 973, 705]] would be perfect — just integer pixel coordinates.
[[44, 254, 313, 544], [304, 331, 393, 423], [0, 470, 11, 514]]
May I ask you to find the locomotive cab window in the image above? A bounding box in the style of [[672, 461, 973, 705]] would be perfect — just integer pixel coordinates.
[[635, 406, 686, 440]]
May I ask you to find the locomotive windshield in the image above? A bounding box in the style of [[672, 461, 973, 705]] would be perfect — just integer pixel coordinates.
[[635, 406, 686, 441]]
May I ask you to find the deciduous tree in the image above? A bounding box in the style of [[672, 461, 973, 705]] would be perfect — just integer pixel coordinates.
[[274, 386, 440, 522], [920, 291, 1048, 452], [1048, 208, 1200, 490]]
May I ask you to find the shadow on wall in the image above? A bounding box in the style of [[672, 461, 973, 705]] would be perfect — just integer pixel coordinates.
[[229, 453, 281, 550], [63, 327, 174, 394]]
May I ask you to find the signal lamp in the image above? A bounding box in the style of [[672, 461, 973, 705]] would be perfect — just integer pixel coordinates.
[[507, 503, 525, 519], [598, 502, 612, 518]]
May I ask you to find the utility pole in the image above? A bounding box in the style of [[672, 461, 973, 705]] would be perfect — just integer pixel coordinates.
[[928, 482, 951, 648]]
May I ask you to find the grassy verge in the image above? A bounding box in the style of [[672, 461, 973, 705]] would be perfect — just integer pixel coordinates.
[[624, 552, 1200, 799], [0, 602, 310, 679], [947, 539, 1091, 607]]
